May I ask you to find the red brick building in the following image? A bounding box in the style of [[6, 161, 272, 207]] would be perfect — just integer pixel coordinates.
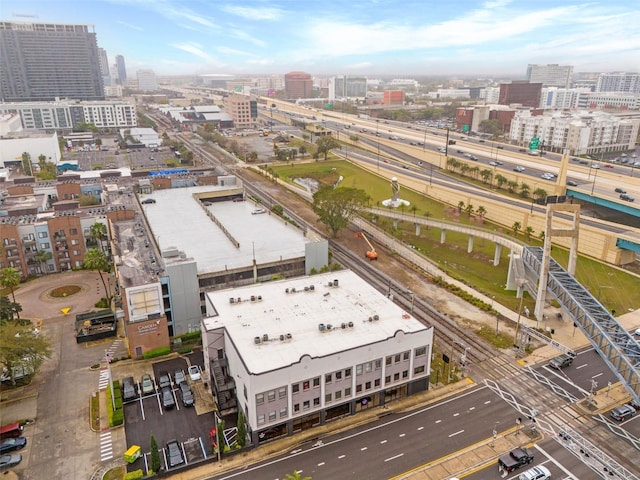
[[383, 90, 405, 105], [498, 81, 542, 108], [284, 71, 313, 99]]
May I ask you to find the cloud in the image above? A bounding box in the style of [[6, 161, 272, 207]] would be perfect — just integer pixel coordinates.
[[117, 21, 144, 32], [231, 30, 266, 47], [220, 5, 284, 21], [171, 42, 218, 63], [217, 46, 252, 57]]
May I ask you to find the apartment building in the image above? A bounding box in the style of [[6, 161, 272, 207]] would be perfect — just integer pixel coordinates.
[[596, 73, 640, 94], [222, 95, 258, 128], [203, 270, 433, 444], [526, 64, 574, 88]]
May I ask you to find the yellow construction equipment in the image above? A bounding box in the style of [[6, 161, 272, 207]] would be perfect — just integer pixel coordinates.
[[355, 232, 378, 260]]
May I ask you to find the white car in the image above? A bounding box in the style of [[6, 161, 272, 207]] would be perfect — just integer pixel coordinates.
[[188, 365, 201, 382], [518, 465, 551, 480], [634, 328, 640, 337]]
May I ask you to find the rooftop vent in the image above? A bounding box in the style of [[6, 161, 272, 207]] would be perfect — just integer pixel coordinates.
[[304, 286, 309, 292], [285, 288, 289, 293], [309, 285, 315, 291], [327, 324, 333, 330], [254, 336, 261, 345], [348, 321, 354, 328], [341, 323, 347, 329], [328, 281, 333, 287], [262, 333, 269, 342], [318, 323, 326, 332], [229, 298, 235, 304], [333, 279, 339, 286], [286, 333, 292, 340], [373, 314, 380, 321], [279, 334, 285, 341]]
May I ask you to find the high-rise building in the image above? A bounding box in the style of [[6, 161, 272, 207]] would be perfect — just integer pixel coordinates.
[[328, 76, 367, 100], [0, 21, 104, 102], [526, 64, 573, 88], [136, 69, 157, 92], [284, 71, 313, 99], [98, 48, 111, 86], [115, 55, 127, 85], [595, 73, 640, 94], [498, 81, 542, 108]]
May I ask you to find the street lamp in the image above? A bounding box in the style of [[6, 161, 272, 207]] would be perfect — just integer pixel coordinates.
[[376, 119, 380, 170], [590, 165, 599, 196], [449, 340, 466, 382]]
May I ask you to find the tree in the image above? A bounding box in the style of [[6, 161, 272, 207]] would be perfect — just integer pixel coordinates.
[[507, 180, 518, 193], [0, 322, 51, 384], [524, 226, 534, 239], [457, 201, 465, 213], [315, 136, 340, 161], [0, 296, 22, 324], [519, 183, 531, 198], [0, 268, 21, 319], [512, 221, 522, 236], [149, 434, 161, 474], [216, 419, 225, 455], [284, 472, 312, 480], [90, 222, 108, 252], [495, 174, 508, 189], [21, 152, 33, 176], [34, 250, 53, 274], [478, 119, 502, 137], [465, 203, 474, 217], [83, 249, 111, 301], [480, 169, 493, 184], [312, 186, 369, 237], [533, 188, 547, 200], [236, 408, 247, 448], [476, 205, 487, 219]]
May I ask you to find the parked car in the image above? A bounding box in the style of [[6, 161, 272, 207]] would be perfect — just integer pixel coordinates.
[[173, 369, 186, 386], [498, 447, 534, 473], [121, 376, 138, 401], [188, 365, 201, 382], [518, 465, 551, 480], [157, 371, 171, 389], [610, 404, 636, 421], [161, 387, 175, 410], [141, 198, 156, 204], [166, 439, 184, 468], [0, 437, 26, 454], [140, 374, 155, 395], [0, 454, 22, 470], [548, 354, 574, 369], [179, 382, 194, 407]]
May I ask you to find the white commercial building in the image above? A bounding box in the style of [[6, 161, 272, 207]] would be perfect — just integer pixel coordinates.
[[0, 130, 61, 168], [480, 87, 500, 104], [137, 69, 158, 92], [203, 269, 433, 444], [428, 89, 470, 99], [508, 110, 640, 155], [596, 73, 640, 94], [121, 127, 160, 147], [526, 64, 574, 88], [575, 92, 640, 110], [0, 100, 136, 129]]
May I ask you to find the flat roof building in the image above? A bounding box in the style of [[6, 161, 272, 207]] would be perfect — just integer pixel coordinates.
[[526, 64, 573, 88], [499, 81, 543, 108], [284, 72, 313, 100], [203, 270, 433, 443]]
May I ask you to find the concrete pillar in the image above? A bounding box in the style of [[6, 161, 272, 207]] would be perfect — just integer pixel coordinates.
[[440, 229, 447, 244], [467, 235, 474, 253], [493, 244, 502, 266], [415, 224, 421, 236]]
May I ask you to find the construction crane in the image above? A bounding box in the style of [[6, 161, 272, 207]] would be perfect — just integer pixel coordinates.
[[355, 232, 378, 260]]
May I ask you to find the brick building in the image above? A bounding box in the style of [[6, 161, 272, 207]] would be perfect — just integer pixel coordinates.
[[284, 71, 313, 99], [498, 81, 542, 108]]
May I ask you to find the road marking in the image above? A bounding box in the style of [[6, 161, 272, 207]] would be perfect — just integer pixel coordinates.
[[361, 447, 367, 451], [338, 455, 346, 459], [469, 406, 475, 411], [591, 372, 603, 379], [448, 430, 464, 437], [576, 364, 588, 369], [385, 453, 405, 462], [435, 419, 442, 423], [399, 433, 405, 437], [317, 462, 325, 466], [380, 440, 387, 444], [417, 426, 424, 431], [453, 413, 460, 416], [484, 400, 491, 404], [100, 431, 113, 461]]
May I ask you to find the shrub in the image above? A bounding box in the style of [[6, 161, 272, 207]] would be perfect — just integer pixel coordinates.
[[179, 331, 201, 342], [124, 470, 143, 480], [142, 347, 171, 359], [177, 345, 193, 355]]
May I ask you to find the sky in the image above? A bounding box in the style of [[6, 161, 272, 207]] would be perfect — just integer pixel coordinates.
[[2, 0, 639, 77]]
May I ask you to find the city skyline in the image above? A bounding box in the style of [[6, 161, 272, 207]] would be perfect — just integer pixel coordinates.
[[1, 0, 639, 77]]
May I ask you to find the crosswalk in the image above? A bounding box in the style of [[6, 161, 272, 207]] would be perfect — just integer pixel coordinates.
[[98, 369, 110, 390], [100, 431, 113, 461], [105, 339, 123, 360]]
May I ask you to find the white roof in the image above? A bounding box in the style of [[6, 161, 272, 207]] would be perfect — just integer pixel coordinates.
[[203, 270, 430, 374], [143, 185, 312, 274]]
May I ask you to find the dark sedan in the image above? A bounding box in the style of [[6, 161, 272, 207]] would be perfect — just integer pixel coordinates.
[[166, 439, 184, 468], [0, 437, 26, 454]]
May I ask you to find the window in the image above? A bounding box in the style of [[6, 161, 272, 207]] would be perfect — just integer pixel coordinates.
[[402, 370, 408, 379], [292, 383, 299, 394], [268, 390, 276, 402], [38, 232, 48, 238], [356, 384, 362, 393], [386, 356, 392, 366], [414, 365, 425, 375], [303, 381, 310, 391], [375, 379, 381, 387], [325, 373, 332, 383], [73, 250, 80, 256], [279, 387, 287, 399], [365, 381, 371, 390], [313, 377, 320, 388], [313, 397, 320, 406], [356, 364, 363, 375], [375, 359, 382, 370], [258, 414, 265, 425], [336, 371, 342, 380], [415, 346, 427, 357], [303, 400, 310, 410], [394, 373, 400, 381], [345, 387, 351, 397], [365, 362, 372, 373], [280, 407, 288, 418], [335, 391, 342, 400], [403, 351, 409, 361], [294, 403, 300, 412], [256, 393, 264, 405], [345, 368, 351, 378], [385, 375, 391, 384], [268, 411, 276, 421], [70, 228, 78, 235], [325, 393, 332, 403], [40, 243, 50, 249], [394, 354, 401, 363]]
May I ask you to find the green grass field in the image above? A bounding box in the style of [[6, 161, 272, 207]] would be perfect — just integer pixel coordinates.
[[272, 160, 639, 315]]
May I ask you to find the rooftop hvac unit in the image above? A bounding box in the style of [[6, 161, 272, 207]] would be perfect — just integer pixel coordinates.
[[333, 279, 339, 286], [262, 333, 269, 342], [254, 336, 262, 345], [327, 324, 333, 330], [348, 321, 354, 328], [291, 287, 296, 293], [368, 316, 373, 322], [373, 314, 380, 321], [341, 323, 347, 329], [280, 334, 285, 341], [304, 286, 309, 292], [318, 323, 326, 332], [237, 297, 241, 303], [309, 285, 315, 291], [257, 295, 262, 300], [251, 295, 256, 301], [286, 333, 292, 340], [286, 288, 289, 293], [328, 281, 333, 287], [230, 298, 235, 304]]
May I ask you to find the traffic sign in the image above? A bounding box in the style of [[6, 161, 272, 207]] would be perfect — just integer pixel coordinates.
[[529, 137, 540, 150]]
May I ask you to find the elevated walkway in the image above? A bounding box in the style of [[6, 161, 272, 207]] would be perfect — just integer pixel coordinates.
[[522, 246, 640, 404]]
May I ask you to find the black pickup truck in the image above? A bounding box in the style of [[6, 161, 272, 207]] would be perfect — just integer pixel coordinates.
[[498, 447, 534, 473]]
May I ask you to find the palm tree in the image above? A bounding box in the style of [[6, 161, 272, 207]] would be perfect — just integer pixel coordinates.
[[533, 188, 547, 201], [284, 471, 311, 480], [512, 221, 522, 236], [84, 248, 111, 301], [409, 204, 418, 217], [457, 201, 465, 213], [90, 222, 107, 252], [480, 169, 493, 184], [519, 183, 531, 198], [495, 174, 508, 189], [524, 226, 534, 239], [476, 205, 487, 219], [34, 250, 53, 274], [460, 164, 470, 177], [507, 180, 518, 193], [0, 267, 21, 318], [465, 203, 474, 217]]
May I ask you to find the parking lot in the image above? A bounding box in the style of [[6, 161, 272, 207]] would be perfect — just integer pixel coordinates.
[[120, 352, 216, 474]]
